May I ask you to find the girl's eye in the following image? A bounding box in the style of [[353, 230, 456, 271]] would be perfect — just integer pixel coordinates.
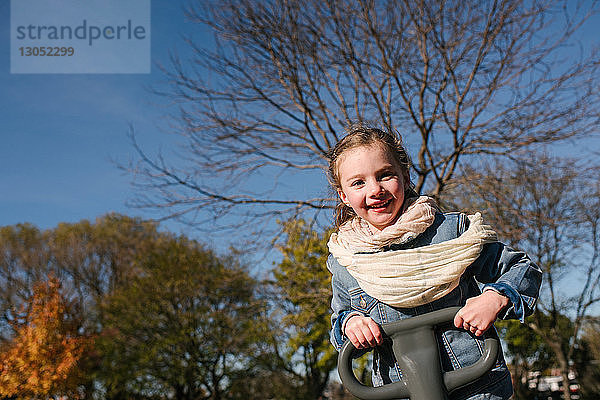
[[379, 171, 395, 180], [350, 179, 364, 187]]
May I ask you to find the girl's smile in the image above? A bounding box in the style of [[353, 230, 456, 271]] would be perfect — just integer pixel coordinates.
[[337, 144, 407, 231]]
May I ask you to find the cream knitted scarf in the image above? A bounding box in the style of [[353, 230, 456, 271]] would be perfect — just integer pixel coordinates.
[[328, 197, 497, 307]]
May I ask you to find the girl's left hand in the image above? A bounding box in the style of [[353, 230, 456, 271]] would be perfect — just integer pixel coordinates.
[[453, 290, 510, 337]]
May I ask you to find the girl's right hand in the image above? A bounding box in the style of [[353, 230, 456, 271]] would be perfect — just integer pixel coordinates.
[[344, 315, 383, 349]]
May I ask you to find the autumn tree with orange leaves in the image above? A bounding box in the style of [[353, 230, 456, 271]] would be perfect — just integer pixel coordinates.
[[0, 277, 92, 399]]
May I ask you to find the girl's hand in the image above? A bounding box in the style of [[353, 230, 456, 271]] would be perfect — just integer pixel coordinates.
[[344, 315, 383, 349], [454, 290, 510, 337]]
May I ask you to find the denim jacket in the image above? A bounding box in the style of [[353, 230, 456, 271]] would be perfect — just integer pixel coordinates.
[[328, 212, 542, 400]]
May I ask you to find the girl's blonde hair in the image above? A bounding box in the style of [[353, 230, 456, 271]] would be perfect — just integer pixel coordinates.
[[327, 123, 418, 228]]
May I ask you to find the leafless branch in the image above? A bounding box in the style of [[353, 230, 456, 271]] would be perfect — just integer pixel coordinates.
[[126, 0, 600, 236]]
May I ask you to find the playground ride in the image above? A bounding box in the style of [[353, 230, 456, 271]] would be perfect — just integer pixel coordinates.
[[338, 307, 499, 400]]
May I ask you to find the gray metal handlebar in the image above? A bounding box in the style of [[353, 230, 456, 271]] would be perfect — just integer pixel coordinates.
[[338, 307, 499, 400]]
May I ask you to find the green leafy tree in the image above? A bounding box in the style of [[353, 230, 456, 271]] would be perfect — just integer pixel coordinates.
[[48, 214, 162, 321], [1, 215, 286, 399], [578, 321, 600, 399], [0, 214, 162, 339], [0, 223, 49, 342], [0, 214, 165, 398], [496, 315, 564, 399], [271, 219, 337, 399], [97, 235, 271, 400]]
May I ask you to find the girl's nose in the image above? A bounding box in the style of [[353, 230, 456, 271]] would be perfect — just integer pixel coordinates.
[[368, 181, 385, 197]]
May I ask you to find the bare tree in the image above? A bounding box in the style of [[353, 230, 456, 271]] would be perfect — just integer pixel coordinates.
[[128, 0, 600, 232], [451, 155, 600, 400]]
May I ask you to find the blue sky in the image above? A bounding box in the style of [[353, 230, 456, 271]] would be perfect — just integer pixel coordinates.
[[0, 1, 209, 236], [1, 0, 598, 246]]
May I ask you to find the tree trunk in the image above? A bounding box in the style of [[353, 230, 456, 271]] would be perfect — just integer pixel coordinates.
[[560, 369, 572, 400], [547, 339, 572, 400]]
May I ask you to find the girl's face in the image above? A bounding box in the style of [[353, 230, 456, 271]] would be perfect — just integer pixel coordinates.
[[337, 144, 407, 231]]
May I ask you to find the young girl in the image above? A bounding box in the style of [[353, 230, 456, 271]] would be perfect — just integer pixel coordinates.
[[327, 124, 542, 400]]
